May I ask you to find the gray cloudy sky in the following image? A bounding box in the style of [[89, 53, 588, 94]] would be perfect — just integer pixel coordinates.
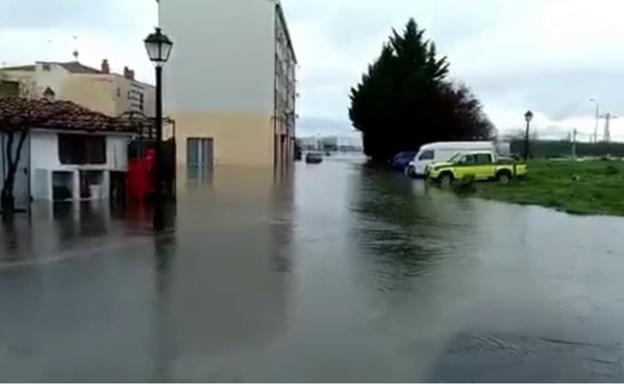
[[2, 0, 624, 140]]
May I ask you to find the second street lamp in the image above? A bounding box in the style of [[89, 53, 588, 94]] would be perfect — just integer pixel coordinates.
[[144, 27, 173, 230], [524, 110, 533, 161]]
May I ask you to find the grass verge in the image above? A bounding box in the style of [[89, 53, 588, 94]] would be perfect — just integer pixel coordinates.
[[475, 160, 624, 216]]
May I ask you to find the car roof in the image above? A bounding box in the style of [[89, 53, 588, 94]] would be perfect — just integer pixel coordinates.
[[419, 141, 494, 150], [457, 150, 494, 155]]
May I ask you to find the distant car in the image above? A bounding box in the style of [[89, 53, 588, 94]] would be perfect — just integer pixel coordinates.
[[305, 152, 323, 164], [391, 151, 417, 172]]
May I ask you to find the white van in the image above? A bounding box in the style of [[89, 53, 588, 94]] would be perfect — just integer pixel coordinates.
[[407, 141, 497, 177]]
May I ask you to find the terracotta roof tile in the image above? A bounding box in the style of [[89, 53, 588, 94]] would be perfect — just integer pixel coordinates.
[[1, 64, 36, 72], [0, 97, 142, 133]]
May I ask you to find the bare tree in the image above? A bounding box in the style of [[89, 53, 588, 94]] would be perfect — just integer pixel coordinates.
[[0, 79, 46, 212]]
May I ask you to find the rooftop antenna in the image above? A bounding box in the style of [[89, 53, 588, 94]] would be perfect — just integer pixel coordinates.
[[72, 35, 79, 62]]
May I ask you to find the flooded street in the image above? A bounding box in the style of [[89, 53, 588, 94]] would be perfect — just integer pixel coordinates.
[[2, 157, 624, 382]]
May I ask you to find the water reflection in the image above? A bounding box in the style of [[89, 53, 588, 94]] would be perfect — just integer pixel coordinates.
[[351, 167, 478, 290], [183, 165, 214, 187], [0, 215, 20, 259], [151, 165, 295, 381]]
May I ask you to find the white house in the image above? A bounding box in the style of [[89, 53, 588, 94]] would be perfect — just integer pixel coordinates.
[[0, 97, 136, 206], [28, 130, 132, 201]]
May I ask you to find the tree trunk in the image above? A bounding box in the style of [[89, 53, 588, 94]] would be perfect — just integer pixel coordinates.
[[1, 129, 27, 213], [1, 189, 14, 211]]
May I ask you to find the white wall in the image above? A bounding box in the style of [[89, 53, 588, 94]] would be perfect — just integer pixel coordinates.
[[30, 131, 59, 170], [160, 0, 276, 115], [30, 131, 130, 171]]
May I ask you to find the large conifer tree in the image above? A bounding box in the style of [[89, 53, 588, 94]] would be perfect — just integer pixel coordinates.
[[349, 19, 494, 162]]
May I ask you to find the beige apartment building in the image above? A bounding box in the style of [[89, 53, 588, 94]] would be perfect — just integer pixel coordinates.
[[0, 60, 155, 118], [159, 0, 297, 167]]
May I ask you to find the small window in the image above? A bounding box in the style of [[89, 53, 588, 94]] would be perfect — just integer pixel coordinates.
[[459, 154, 477, 165], [475, 153, 492, 164], [116, 88, 121, 97], [58, 134, 106, 165], [418, 150, 434, 160], [42, 63, 51, 71]]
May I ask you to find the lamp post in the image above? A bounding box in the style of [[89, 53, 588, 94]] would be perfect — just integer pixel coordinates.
[[590, 98, 599, 143], [144, 27, 173, 229], [524, 110, 533, 161]]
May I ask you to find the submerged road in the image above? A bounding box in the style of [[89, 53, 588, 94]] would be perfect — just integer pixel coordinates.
[[1, 157, 624, 382]]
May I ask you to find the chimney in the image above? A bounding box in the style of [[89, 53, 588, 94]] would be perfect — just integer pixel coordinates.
[[43, 87, 55, 102], [123, 66, 134, 80], [101, 59, 110, 74]]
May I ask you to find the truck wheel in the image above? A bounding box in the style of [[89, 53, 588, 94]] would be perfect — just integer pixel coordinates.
[[497, 170, 512, 184], [439, 172, 454, 187], [406, 166, 416, 178]]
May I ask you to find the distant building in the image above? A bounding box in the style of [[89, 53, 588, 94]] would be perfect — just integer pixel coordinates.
[[298, 135, 363, 152], [0, 60, 155, 117], [297, 137, 319, 150], [160, 0, 296, 167]]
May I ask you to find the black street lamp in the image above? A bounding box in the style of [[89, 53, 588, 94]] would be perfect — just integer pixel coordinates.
[[524, 110, 533, 161], [144, 27, 173, 230]]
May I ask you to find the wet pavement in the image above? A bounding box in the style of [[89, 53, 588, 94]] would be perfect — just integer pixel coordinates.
[[2, 156, 624, 382]]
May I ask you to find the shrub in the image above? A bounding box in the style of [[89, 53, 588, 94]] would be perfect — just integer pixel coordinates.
[[605, 165, 619, 175]]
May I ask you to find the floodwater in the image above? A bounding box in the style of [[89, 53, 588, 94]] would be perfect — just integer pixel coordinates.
[[2, 156, 624, 382]]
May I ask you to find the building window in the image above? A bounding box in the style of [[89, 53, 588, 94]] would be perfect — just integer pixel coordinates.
[[187, 138, 213, 167], [42, 63, 51, 71], [117, 88, 121, 97], [58, 134, 106, 165], [0, 80, 19, 97]]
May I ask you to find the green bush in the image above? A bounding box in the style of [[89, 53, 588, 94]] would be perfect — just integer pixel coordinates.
[[605, 165, 619, 175]]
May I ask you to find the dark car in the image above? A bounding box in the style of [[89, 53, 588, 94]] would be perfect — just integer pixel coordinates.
[[305, 152, 323, 164], [391, 151, 417, 172]]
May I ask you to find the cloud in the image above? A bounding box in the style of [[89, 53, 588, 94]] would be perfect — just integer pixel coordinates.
[[0, 0, 157, 83], [3, 0, 624, 140], [0, 0, 154, 34], [283, 0, 624, 138]]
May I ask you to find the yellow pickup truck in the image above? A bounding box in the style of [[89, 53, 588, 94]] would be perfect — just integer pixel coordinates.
[[427, 150, 527, 185]]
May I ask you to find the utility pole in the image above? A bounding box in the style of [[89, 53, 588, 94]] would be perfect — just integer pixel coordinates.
[[524, 110, 533, 161], [590, 98, 599, 143], [600, 113, 617, 143], [571, 128, 577, 159]]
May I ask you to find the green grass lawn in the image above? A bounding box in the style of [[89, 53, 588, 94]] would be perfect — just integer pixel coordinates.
[[475, 160, 624, 216]]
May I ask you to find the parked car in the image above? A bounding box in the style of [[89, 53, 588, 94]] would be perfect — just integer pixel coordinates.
[[427, 150, 527, 186], [305, 152, 323, 164], [391, 151, 417, 172], [406, 141, 497, 177]]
